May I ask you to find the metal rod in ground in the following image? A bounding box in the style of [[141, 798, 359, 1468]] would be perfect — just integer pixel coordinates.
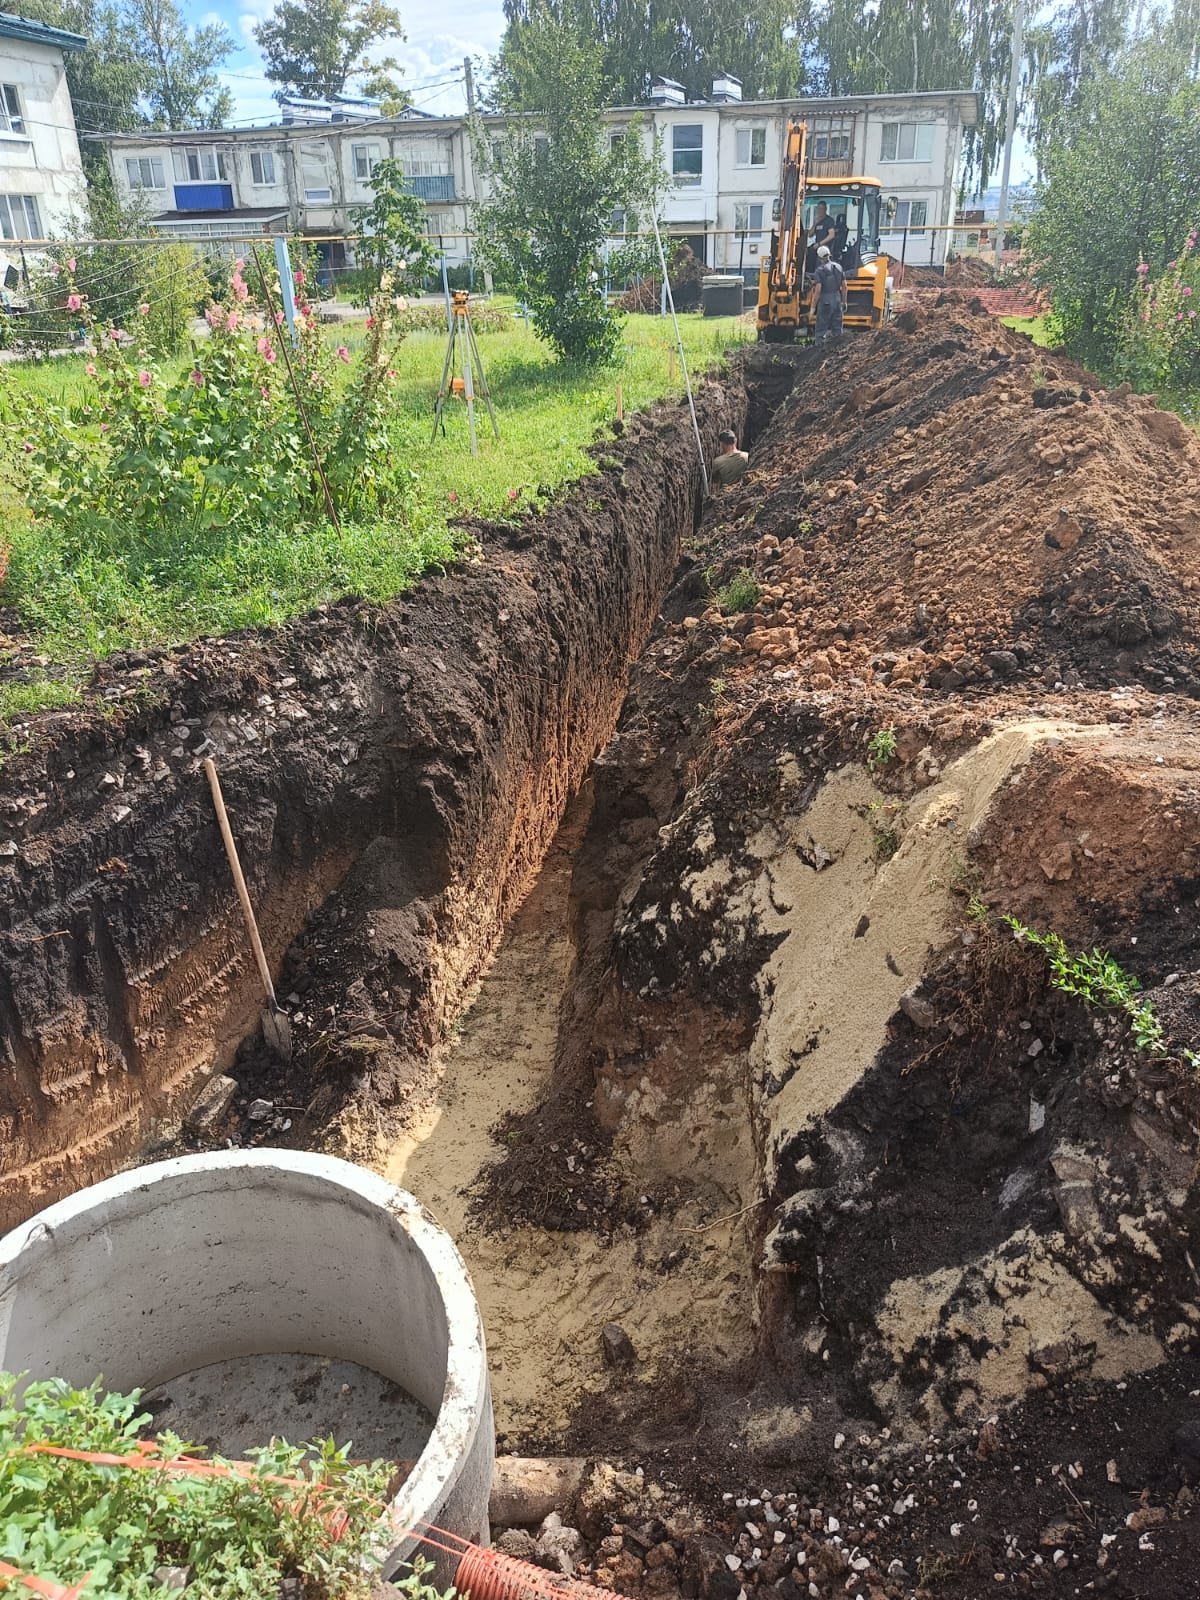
[[250, 246, 341, 534], [466, 312, 500, 440], [651, 211, 709, 496], [431, 313, 458, 442], [202, 757, 291, 1061], [461, 334, 479, 456]]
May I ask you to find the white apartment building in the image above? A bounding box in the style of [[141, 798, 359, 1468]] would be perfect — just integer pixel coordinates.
[[0, 9, 87, 279], [101, 81, 978, 281]]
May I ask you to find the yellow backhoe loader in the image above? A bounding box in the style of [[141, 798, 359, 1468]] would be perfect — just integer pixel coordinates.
[[756, 119, 891, 342]]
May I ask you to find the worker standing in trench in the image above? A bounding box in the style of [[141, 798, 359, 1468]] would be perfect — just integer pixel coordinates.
[[811, 244, 847, 347], [711, 428, 749, 490]]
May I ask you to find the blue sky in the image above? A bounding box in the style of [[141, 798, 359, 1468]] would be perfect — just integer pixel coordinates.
[[183, 0, 501, 123]]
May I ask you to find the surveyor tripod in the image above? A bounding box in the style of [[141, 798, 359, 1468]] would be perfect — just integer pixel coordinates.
[[431, 290, 500, 455]]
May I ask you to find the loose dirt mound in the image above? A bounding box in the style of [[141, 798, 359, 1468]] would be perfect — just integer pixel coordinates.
[[704, 307, 1200, 697]]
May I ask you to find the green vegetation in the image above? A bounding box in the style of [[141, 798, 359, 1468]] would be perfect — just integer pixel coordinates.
[[0, 306, 750, 665], [1005, 914, 1199, 1069], [1000, 314, 1053, 348], [866, 725, 898, 771], [867, 797, 903, 863], [0, 677, 81, 722], [714, 567, 761, 614], [0, 1371, 392, 1598], [474, 11, 660, 365]]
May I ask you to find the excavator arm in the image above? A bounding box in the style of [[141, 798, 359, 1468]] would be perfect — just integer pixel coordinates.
[[756, 120, 808, 342]]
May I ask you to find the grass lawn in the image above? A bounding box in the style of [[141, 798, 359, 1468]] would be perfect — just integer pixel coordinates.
[[0, 305, 752, 677], [1000, 313, 1055, 347]]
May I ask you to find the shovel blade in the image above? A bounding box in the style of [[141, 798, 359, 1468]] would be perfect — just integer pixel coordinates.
[[263, 1005, 292, 1061]]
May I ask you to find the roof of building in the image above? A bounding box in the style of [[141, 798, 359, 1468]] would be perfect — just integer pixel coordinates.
[[0, 10, 87, 50]]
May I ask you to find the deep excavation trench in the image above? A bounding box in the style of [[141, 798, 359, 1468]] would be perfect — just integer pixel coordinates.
[[6, 307, 1200, 1599]]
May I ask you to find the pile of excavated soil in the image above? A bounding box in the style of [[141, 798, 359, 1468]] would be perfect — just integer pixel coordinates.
[[697, 306, 1200, 697]]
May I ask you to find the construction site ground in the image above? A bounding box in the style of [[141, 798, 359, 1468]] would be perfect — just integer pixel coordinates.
[[1, 301, 1199, 1598]]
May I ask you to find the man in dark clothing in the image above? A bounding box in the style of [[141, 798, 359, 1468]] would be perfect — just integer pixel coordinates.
[[811, 244, 846, 346], [812, 203, 837, 252]]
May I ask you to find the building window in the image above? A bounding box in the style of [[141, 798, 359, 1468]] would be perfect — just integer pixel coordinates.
[[125, 156, 166, 189], [534, 135, 549, 162], [304, 187, 332, 203], [812, 132, 850, 160], [672, 123, 703, 184], [734, 126, 766, 167], [0, 85, 25, 135], [734, 202, 764, 234], [0, 194, 41, 239], [173, 147, 227, 183], [395, 139, 451, 177], [610, 206, 626, 235], [425, 210, 453, 237], [250, 150, 276, 185], [880, 122, 934, 162], [352, 142, 380, 180], [889, 198, 929, 233]]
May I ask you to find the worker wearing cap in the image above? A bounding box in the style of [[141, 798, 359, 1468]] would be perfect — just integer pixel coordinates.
[[811, 244, 847, 346], [711, 428, 749, 489]]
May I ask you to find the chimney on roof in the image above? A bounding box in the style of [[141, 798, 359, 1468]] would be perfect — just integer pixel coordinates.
[[711, 73, 742, 104], [649, 76, 686, 107]]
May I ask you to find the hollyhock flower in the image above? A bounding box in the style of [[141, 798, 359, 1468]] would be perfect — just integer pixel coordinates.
[[21, 440, 32, 453], [508, 488, 518, 499], [1184, 286, 1193, 296], [293, 268, 305, 286], [448, 491, 458, 503], [1190, 310, 1197, 320], [206, 304, 224, 329], [138, 302, 150, 315], [1167, 260, 1177, 269], [274, 309, 285, 325], [66, 293, 81, 311], [261, 385, 270, 399], [138, 369, 152, 387], [336, 344, 351, 363], [84, 362, 96, 376], [257, 336, 272, 356], [264, 346, 277, 364], [110, 328, 125, 342], [1136, 262, 1149, 273], [66, 257, 75, 272], [190, 368, 204, 385], [225, 309, 240, 332], [386, 368, 397, 378], [235, 258, 245, 271], [100, 422, 109, 432]]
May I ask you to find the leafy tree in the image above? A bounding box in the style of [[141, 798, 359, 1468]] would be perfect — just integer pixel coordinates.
[[1025, 38, 1200, 366], [123, 0, 233, 128], [254, 0, 406, 103], [351, 156, 437, 295], [497, 0, 812, 104], [20, 0, 148, 181], [474, 7, 660, 364], [1023, 0, 1134, 161]]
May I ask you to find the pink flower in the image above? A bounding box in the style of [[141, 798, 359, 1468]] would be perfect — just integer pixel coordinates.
[[138, 369, 152, 387], [190, 368, 204, 385], [66, 256, 76, 272], [261, 385, 270, 399], [1178, 312, 1185, 321], [235, 258, 245, 271], [1190, 310, 1197, 320], [386, 368, 397, 378], [84, 362, 96, 376], [110, 328, 124, 341], [100, 422, 109, 432], [508, 488, 518, 499], [225, 309, 240, 332], [256, 336, 272, 356], [1184, 286, 1193, 296], [274, 309, 285, 325], [365, 316, 375, 329], [293, 268, 305, 286], [448, 491, 458, 503], [264, 347, 277, 364], [234, 279, 249, 302], [336, 344, 350, 363], [66, 293, 81, 311], [205, 304, 224, 329], [21, 440, 32, 453], [1136, 262, 1149, 274], [1168, 260, 1177, 269], [138, 302, 150, 315]]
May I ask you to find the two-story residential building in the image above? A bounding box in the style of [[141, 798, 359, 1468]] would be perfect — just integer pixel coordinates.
[[101, 80, 977, 282], [0, 9, 87, 272]]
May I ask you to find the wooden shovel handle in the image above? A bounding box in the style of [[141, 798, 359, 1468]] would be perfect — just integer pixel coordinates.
[[203, 757, 278, 1010]]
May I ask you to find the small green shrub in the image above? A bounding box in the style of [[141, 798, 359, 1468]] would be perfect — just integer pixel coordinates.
[[866, 726, 898, 771], [716, 568, 761, 613], [1005, 914, 1199, 1070], [0, 1371, 394, 1598], [868, 797, 903, 862]]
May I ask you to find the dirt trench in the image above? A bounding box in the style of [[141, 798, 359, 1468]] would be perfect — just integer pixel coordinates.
[[0, 351, 798, 1232]]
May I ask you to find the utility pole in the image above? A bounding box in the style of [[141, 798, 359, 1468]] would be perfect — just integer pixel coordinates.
[[994, 0, 1024, 271], [463, 56, 475, 117]]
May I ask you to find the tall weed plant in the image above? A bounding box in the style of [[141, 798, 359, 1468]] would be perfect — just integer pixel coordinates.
[[1116, 223, 1200, 399]]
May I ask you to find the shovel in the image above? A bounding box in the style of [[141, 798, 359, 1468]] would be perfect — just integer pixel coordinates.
[[203, 757, 292, 1061]]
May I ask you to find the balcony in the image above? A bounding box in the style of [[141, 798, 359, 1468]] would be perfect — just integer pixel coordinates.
[[406, 174, 455, 202], [808, 156, 854, 179], [174, 183, 233, 212]]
